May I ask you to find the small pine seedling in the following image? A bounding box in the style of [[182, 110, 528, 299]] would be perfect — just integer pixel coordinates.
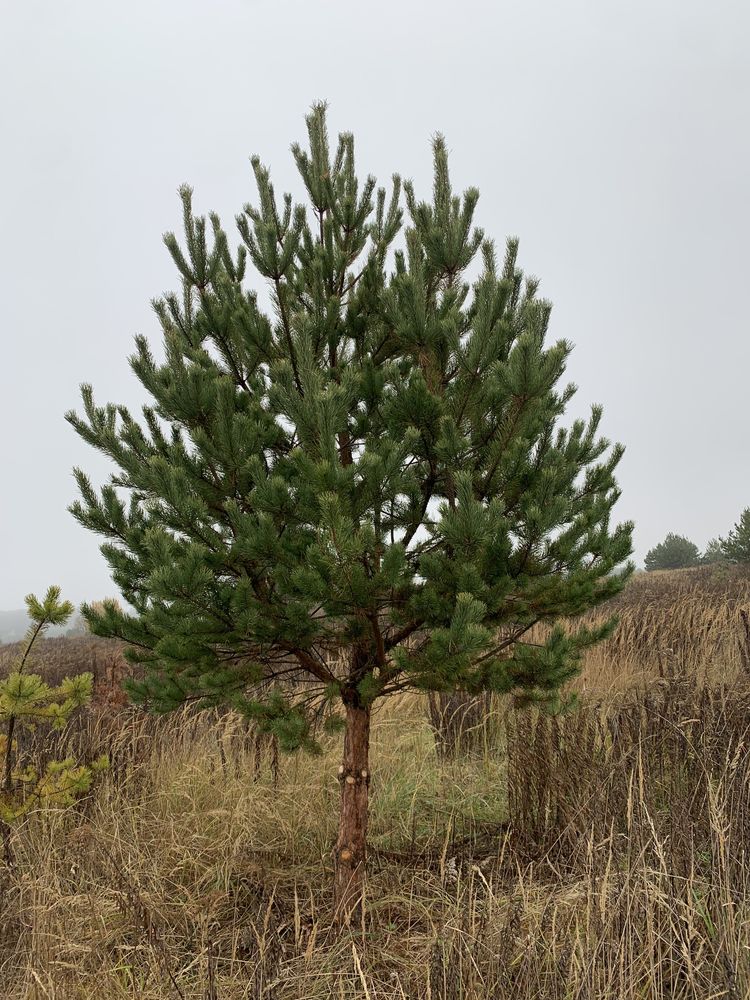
[[0, 587, 108, 836]]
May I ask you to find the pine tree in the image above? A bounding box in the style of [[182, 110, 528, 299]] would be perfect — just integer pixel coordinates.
[[701, 537, 726, 565], [644, 533, 701, 572], [0, 587, 107, 861], [67, 104, 633, 919], [721, 508, 750, 564]]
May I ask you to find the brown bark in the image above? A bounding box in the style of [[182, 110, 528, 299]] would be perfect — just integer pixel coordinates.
[[333, 698, 371, 924]]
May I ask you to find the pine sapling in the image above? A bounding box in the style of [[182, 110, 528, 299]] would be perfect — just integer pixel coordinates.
[[68, 105, 633, 920], [0, 587, 108, 861]]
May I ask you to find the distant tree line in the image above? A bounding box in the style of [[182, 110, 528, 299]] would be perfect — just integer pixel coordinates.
[[645, 508, 750, 571]]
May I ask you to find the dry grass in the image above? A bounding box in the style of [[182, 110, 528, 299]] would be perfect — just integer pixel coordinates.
[[0, 635, 132, 708], [561, 564, 750, 694], [0, 566, 749, 998]]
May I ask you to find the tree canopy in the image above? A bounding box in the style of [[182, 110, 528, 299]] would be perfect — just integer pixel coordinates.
[[721, 508, 750, 565], [644, 533, 701, 572], [67, 104, 634, 915]]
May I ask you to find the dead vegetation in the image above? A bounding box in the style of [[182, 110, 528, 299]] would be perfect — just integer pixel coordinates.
[[1, 565, 749, 998], [0, 635, 132, 709], [570, 564, 750, 689]]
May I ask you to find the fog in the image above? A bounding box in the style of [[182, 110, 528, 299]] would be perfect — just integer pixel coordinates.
[[1, 0, 748, 607]]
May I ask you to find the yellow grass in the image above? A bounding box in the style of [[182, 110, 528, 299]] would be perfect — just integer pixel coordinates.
[[563, 564, 750, 693], [0, 565, 749, 998]]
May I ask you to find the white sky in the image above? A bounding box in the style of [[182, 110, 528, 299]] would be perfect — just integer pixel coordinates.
[[1, 0, 748, 607]]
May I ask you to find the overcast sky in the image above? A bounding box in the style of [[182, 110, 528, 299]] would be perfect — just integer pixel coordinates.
[[1, 0, 748, 608]]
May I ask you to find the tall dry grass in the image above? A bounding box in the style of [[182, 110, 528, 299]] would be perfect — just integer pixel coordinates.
[[570, 565, 750, 691], [0, 565, 749, 998]]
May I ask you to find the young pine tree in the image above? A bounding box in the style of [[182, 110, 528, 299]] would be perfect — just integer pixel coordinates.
[[67, 105, 633, 920], [721, 508, 750, 564], [701, 537, 726, 565], [644, 533, 701, 572], [0, 588, 107, 861]]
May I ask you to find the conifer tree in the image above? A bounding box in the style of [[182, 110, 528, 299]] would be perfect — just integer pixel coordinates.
[[701, 537, 726, 565], [0, 587, 107, 861], [721, 508, 750, 564], [67, 105, 633, 919], [644, 533, 701, 572]]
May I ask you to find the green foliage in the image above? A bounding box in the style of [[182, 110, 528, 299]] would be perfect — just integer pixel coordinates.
[[25, 586, 75, 627], [644, 533, 701, 572], [720, 508, 750, 565], [701, 538, 726, 565], [0, 587, 107, 825], [67, 105, 633, 743]]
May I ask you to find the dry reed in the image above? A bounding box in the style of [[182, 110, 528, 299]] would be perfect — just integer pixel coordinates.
[[0, 566, 748, 998]]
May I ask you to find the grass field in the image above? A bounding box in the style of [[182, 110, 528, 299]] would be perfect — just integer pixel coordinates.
[[1, 565, 749, 998]]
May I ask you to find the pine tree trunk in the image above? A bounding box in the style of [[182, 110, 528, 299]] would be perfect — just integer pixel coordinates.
[[333, 699, 371, 923], [428, 690, 493, 759]]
